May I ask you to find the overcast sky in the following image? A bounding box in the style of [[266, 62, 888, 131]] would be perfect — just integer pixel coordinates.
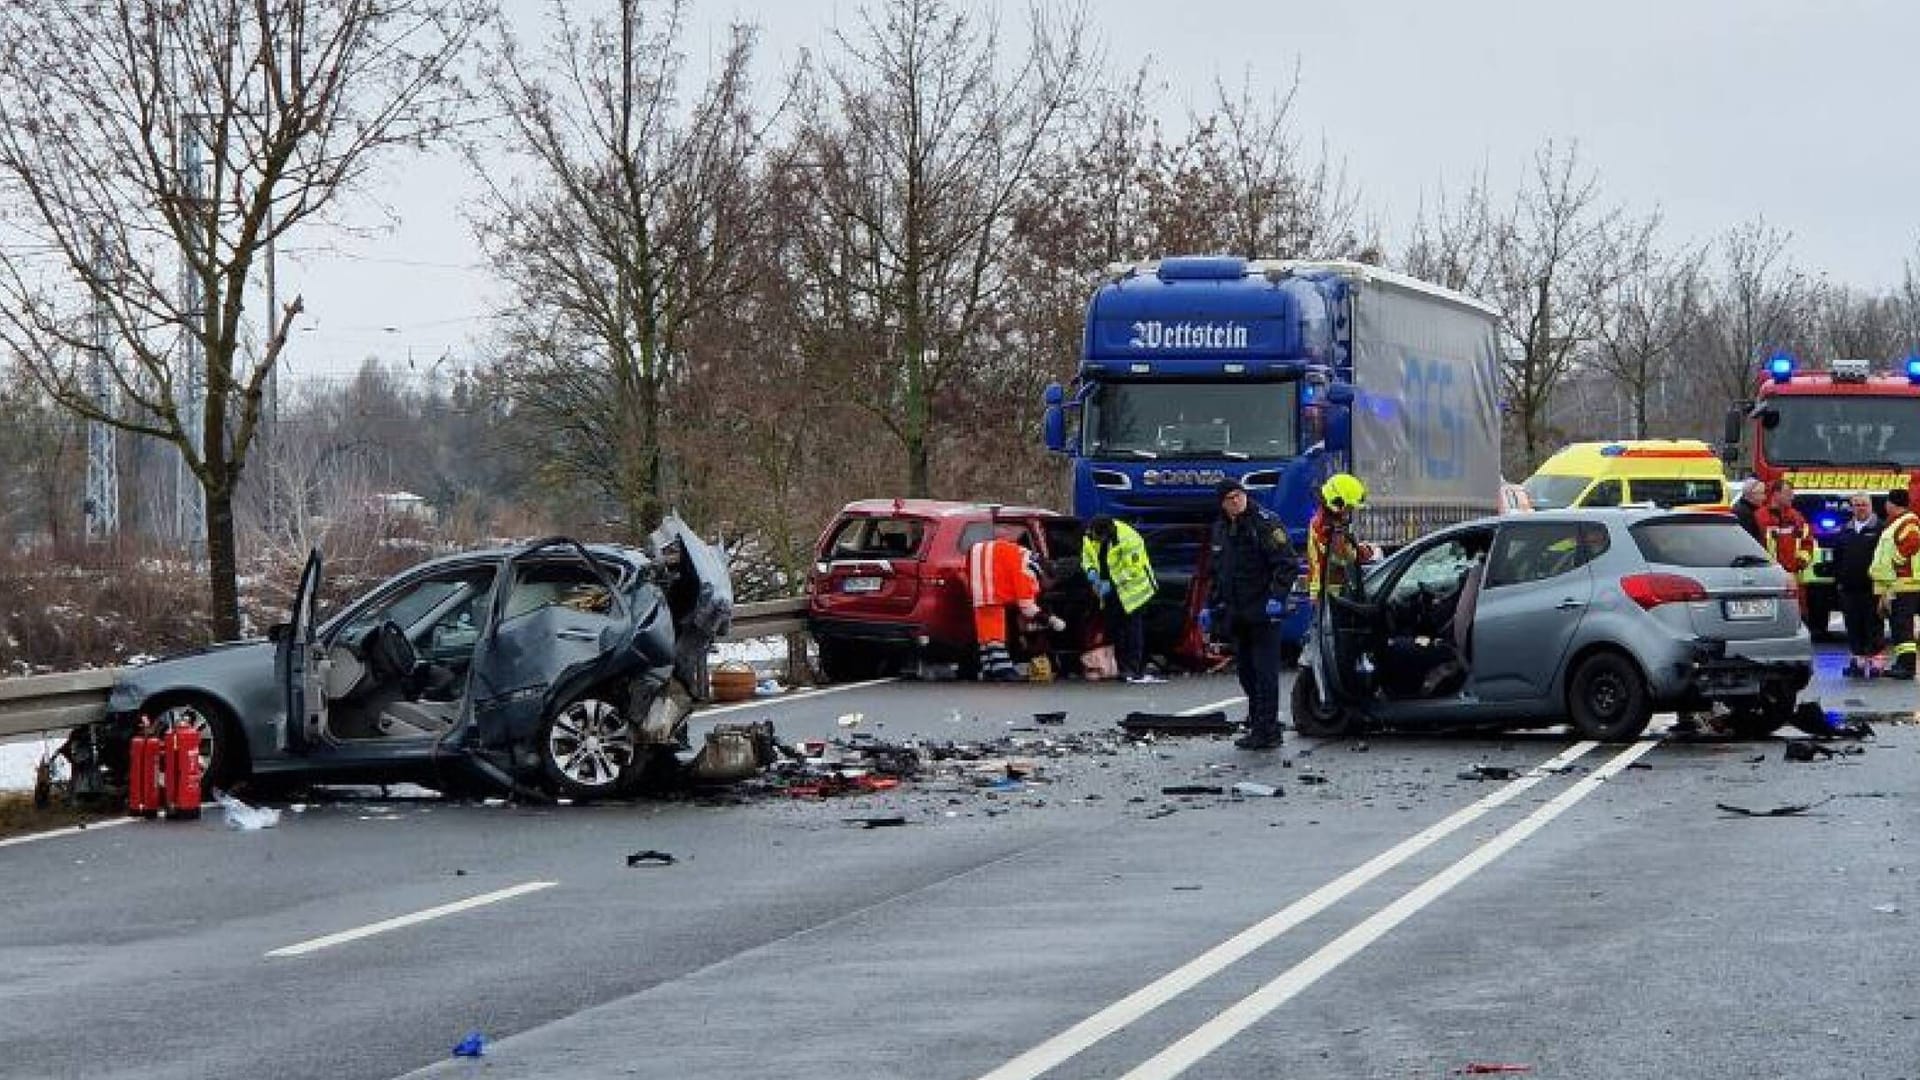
[[279, 0, 1920, 382]]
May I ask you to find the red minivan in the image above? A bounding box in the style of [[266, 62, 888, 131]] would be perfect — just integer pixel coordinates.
[[805, 500, 1086, 681]]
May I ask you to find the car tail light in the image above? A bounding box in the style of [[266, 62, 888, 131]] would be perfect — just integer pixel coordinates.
[[1619, 572, 1708, 610]]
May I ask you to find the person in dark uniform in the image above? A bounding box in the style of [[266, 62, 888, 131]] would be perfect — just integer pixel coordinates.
[[1830, 490, 1884, 678], [1206, 478, 1301, 750]]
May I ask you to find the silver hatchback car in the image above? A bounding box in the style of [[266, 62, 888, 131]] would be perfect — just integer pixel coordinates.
[[1293, 509, 1814, 741]]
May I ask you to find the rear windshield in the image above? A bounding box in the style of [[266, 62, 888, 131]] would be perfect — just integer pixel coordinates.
[[825, 516, 928, 560], [1630, 477, 1726, 507], [1630, 517, 1769, 568]]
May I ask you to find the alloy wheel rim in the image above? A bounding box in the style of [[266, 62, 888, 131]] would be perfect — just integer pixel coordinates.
[[547, 700, 634, 789], [158, 704, 216, 773], [1589, 673, 1624, 719]]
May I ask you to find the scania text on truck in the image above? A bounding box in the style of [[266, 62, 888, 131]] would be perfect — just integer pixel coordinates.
[[1724, 354, 1920, 637], [1041, 256, 1504, 658]]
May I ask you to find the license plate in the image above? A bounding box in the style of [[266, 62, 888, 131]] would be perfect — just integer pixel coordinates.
[[1723, 598, 1776, 621], [841, 576, 882, 594]]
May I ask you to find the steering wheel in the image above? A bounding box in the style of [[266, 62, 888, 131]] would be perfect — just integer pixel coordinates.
[[369, 619, 419, 682]]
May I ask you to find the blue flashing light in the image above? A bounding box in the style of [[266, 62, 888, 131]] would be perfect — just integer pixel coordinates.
[[1767, 354, 1795, 383], [1906, 356, 1920, 384], [1598, 444, 1626, 457], [1818, 515, 1840, 534]]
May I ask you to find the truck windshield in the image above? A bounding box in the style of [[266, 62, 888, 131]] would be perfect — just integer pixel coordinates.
[[1084, 381, 1299, 460], [1760, 395, 1920, 467]]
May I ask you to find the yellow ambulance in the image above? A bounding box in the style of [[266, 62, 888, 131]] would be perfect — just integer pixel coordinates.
[[1520, 440, 1731, 510]]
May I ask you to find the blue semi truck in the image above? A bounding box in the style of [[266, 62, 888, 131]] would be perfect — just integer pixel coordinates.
[[1041, 256, 1504, 659]]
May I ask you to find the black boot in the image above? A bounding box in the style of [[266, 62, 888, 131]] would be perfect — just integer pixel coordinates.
[[1235, 727, 1284, 750]]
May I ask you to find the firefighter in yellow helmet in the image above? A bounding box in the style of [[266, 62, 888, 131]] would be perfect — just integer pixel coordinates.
[[1307, 472, 1377, 603]]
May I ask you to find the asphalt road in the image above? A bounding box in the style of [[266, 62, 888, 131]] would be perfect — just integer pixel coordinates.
[[2, 652, 1916, 1080]]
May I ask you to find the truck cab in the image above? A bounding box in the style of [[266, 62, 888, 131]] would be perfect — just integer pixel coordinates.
[[1729, 354, 1920, 637], [1042, 256, 1502, 662]]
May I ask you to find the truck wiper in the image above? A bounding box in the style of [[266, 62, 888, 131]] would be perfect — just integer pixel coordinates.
[[1122, 448, 1159, 459], [1220, 449, 1249, 460]]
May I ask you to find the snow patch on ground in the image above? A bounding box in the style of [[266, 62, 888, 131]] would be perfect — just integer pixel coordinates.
[[0, 736, 65, 792], [710, 635, 789, 670]]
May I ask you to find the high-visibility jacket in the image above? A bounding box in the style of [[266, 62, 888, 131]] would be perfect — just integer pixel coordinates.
[[1306, 508, 1375, 601], [968, 538, 1041, 647], [1081, 521, 1158, 614], [1870, 509, 1920, 596], [1755, 504, 1815, 575]]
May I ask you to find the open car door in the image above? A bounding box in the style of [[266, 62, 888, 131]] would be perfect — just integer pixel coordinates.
[[651, 514, 735, 692], [275, 548, 326, 753]]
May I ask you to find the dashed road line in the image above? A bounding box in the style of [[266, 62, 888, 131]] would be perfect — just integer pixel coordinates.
[[266, 880, 557, 958]]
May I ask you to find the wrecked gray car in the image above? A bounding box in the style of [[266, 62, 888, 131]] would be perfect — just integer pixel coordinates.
[[63, 517, 760, 798]]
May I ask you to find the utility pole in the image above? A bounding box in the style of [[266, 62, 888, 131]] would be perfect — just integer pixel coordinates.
[[176, 115, 207, 556], [85, 227, 119, 541]]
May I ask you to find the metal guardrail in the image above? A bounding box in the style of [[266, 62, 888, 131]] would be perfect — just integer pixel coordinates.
[[0, 598, 810, 741]]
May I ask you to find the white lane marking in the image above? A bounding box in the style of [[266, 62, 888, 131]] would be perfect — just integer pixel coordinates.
[[1176, 696, 1245, 717], [1122, 738, 1659, 1080], [976, 741, 1599, 1080], [266, 881, 557, 958], [694, 677, 897, 719], [0, 816, 135, 849]]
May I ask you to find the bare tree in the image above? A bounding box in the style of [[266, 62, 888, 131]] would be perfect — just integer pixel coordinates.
[[1591, 239, 1706, 439], [784, 0, 1092, 496], [473, 0, 772, 536], [1401, 169, 1500, 295], [1698, 217, 1818, 405], [1481, 143, 1649, 470], [0, 0, 488, 639]]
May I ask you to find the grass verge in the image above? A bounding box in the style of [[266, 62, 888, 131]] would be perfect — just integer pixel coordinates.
[[0, 791, 118, 840]]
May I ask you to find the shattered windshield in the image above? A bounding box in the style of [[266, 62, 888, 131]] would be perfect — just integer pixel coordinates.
[[1085, 381, 1298, 460], [1761, 395, 1920, 467]]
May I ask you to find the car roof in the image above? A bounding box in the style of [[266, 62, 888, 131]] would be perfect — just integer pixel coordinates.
[[837, 499, 1066, 520], [1531, 440, 1727, 478], [389, 539, 648, 574], [1429, 506, 1732, 534]]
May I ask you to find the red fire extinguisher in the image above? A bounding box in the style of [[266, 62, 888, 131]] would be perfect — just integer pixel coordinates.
[[127, 717, 161, 819], [162, 721, 203, 821]]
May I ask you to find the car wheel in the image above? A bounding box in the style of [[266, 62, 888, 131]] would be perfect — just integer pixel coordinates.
[[1566, 652, 1652, 742], [538, 697, 637, 798], [1290, 671, 1355, 737], [149, 695, 245, 791], [818, 638, 882, 683]]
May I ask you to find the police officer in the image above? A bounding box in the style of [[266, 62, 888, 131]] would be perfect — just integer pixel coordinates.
[[1206, 478, 1301, 750], [1083, 515, 1161, 684]]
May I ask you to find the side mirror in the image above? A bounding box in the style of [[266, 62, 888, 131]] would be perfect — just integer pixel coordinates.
[[1324, 383, 1356, 407], [1043, 382, 1064, 407], [1042, 393, 1066, 454], [1758, 408, 1780, 431]]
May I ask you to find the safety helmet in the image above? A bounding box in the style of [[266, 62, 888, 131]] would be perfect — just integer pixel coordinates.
[[1321, 473, 1367, 511]]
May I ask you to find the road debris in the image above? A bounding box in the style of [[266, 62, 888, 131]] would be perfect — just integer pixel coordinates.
[[216, 790, 281, 831], [1784, 741, 1837, 762], [836, 712, 865, 729], [1457, 764, 1516, 781], [1872, 903, 1901, 915], [1033, 711, 1067, 726], [1117, 711, 1234, 736], [1716, 795, 1835, 817], [1453, 1066, 1531, 1076], [845, 815, 909, 828], [1231, 781, 1282, 798], [1162, 784, 1226, 796], [626, 849, 676, 867], [452, 1031, 486, 1058]]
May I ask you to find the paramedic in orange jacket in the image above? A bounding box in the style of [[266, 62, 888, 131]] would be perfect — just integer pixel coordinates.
[[967, 537, 1044, 681]]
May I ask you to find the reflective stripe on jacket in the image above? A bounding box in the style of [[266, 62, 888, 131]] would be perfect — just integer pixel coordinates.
[[1081, 521, 1158, 614], [1755, 505, 1815, 575], [967, 539, 1040, 608], [1306, 509, 1371, 600], [1869, 510, 1920, 595]]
